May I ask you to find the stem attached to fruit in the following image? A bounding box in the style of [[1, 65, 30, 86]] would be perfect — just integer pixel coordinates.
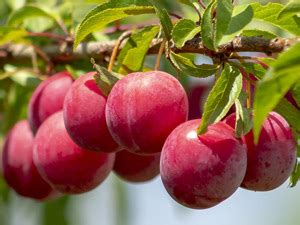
[[154, 39, 166, 71], [108, 31, 132, 72]]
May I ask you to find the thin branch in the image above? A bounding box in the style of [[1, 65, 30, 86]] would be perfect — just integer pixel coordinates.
[[0, 36, 298, 65]]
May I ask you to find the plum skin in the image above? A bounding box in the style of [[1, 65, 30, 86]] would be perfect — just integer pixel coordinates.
[[2, 120, 55, 200], [224, 112, 296, 191], [63, 72, 120, 152], [28, 71, 73, 133], [160, 120, 247, 209], [113, 150, 160, 182], [33, 111, 115, 194], [106, 71, 189, 155]]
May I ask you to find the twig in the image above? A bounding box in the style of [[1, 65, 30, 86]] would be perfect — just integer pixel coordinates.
[[154, 39, 166, 71], [108, 31, 132, 72], [0, 36, 298, 65]]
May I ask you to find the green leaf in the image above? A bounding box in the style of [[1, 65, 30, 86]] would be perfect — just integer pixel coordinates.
[[251, 2, 300, 35], [177, 0, 194, 7], [7, 5, 57, 26], [278, 0, 300, 19], [291, 80, 300, 108], [220, 4, 253, 44], [241, 29, 277, 39], [151, 1, 173, 40], [116, 25, 159, 74], [170, 52, 218, 77], [198, 64, 242, 134], [172, 19, 201, 48], [290, 160, 300, 187], [0, 26, 27, 45], [4, 65, 40, 87], [240, 62, 268, 80], [74, 1, 155, 49], [201, 0, 216, 50], [42, 196, 70, 225], [275, 98, 300, 132], [91, 58, 124, 96], [215, 0, 233, 45], [234, 91, 253, 137], [253, 43, 300, 143]]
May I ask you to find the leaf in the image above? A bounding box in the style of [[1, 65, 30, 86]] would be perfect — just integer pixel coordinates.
[[74, 1, 155, 49], [278, 0, 300, 19], [241, 29, 277, 39], [172, 19, 200, 48], [42, 196, 70, 225], [251, 2, 300, 35], [7, 5, 57, 26], [215, 0, 233, 45], [170, 52, 218, 77], [290, 160, 300, 187], [220, 4, 253, 44], [4, 65, 40, 87], [253, 43, 300, 143], [0, 26, 27, 45], [91, 58, 124, 96], [275, 98, 300, 132], [151, 0, 173, 41], [291, 80, 300, 107], [116, 25, 159, 74], [235, 91, 253, 137], [198, 64, 243, 134], [241, 62, 268, 80], [201, 0, 216, 50]]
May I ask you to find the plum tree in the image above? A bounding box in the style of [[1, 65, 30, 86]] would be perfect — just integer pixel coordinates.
[[224, 112, 297, 191], [33, 111, 115, 194], [114, 150, 160, 182], [2, 120, 55, 200], [63, 72, 120, 152], [160, 120, 247, 209], [28, 71, 73, 133], [106, 71, 189, 155]]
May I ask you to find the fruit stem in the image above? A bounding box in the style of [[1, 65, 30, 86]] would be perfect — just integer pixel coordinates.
[[246, 77, 251, 109], [108, 31, 132, 72], [154, 39, 166, 71]]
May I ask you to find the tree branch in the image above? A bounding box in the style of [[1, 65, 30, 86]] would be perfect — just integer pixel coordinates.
[[0, 36, 298, 65]]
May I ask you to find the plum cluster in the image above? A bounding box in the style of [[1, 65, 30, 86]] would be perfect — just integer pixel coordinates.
[[1, 70, 297, 209]]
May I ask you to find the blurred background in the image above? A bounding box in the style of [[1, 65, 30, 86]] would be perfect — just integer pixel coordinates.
[[0, 0, 298, 225]]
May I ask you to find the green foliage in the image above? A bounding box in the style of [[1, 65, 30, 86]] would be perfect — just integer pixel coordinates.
[[92, 59, 124, 96], [278, 0, 300, 19], [74, 1, 155, 49], [251, 2, 300, 35], [172, 19, 200, 48], [234, 91, 253, 138], [7, 5, 57, 26], [151, 0, 173, 41], [170, 52, 218, 77], [254, 43, 300, 143], [241, 29, 277, 39], [215, 0, 233, 45], [201, 0, 216, 50], [116, 25, 159, 74], [198, 64, 242, 134]]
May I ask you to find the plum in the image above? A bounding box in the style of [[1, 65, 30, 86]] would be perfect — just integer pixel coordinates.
[[160, 120, 247, 209], [114, 150, 160, 182], [33, 111, 115, 194], [63, 72, 120, 152], [224, 112, 296, 191], [2, 120, 55, 200], [106, 71, 188, 155], [28, 71, 73, 133]]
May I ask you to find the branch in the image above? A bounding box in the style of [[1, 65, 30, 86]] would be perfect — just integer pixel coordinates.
[[0, 36, 298, 65]]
